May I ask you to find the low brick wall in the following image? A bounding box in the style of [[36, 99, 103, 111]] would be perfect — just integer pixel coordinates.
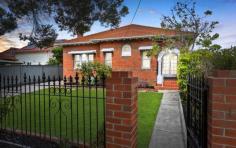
[[105, 71, 138, 148], [207, 70, 236, 147]]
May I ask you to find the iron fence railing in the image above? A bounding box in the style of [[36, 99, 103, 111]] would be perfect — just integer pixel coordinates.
[[0, 73, 106, 148], [187, 74, 208, 148]]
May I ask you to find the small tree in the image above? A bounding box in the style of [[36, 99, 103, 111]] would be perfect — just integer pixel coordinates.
[[160, 0, 220, 51], [80, 62, 112, 80], [48, 46, 63, 65]]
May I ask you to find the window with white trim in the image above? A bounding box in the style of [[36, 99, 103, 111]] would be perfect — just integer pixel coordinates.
[[162, 53, 178, 77], [104, 52, 112, 67], [74, 53, 94, 69], [141, 51, 151, 69], [121, 44, 131, 56]]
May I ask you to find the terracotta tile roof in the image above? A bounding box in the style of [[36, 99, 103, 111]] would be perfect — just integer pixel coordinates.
[[0, 48, 18, 61], [65, 24, 181, 43]]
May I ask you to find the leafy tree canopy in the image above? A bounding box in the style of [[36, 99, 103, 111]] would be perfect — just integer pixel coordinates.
[[159, 0, 220, 52], [0, 0, 128, 48]]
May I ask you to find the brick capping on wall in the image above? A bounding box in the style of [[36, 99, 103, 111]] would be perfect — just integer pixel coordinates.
[[105, 71, 138, 148], [207, 70, 236, 148]]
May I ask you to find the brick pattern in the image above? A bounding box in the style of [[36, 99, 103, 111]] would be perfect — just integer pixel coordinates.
[[63, 40, 158, 86], [208, 70, 236, 148], [106, 71, 138, 148], [155, 79, 179, 90]]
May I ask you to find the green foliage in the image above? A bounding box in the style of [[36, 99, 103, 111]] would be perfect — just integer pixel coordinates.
[[80, 62, 112, 79], [1, 0, 128, 48], [177, 50, 213, 99], [47, 46, 63, 65], [52, 46, 63, 64], [20, 25, 58, 49], [160, 0, 219, 51], [211, 47, 236, 70], [178, 47, 236, 100], [47, 57, 60, 65], [0, 7, 17, 35]]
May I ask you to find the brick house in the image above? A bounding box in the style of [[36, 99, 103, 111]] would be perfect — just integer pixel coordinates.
[[59, 24, 181, 90]]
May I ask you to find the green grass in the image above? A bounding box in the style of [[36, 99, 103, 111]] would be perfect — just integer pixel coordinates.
[[137, 92, 163, 148], [1, 89, 162, 147], [0, 88, 105, 144]]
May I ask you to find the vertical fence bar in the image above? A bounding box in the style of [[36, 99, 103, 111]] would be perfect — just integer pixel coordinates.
[[203, 75, 208, 148], [43, 73, 46, 138], [29, 76, 32, 135], [33, 76, 36, 136], [3, 76, 6, 130], [59, 76, 62, 143], [88, 76, 92, 146], [63, 76, 68, 138], [102, 75, 106, 148], [69, 76, 73, 141], [7, 76, 10, 128], [48, 76, 52, 141], [20, 75, 23, 134], [15, 76, 19, 129], [11, 75, 14, 132], [82, 76, 85, 147], [24, 74, 27, 135], [95, 76, 98, 147], [38, 76, 41, 137], [0, 74, 2, 130], [75, 73, 79, 144]]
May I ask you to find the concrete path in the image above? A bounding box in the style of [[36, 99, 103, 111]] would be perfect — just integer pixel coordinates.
[[149, 91, 187, 148]]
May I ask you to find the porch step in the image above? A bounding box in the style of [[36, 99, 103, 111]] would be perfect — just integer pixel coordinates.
[[155, 79, 179, 90]]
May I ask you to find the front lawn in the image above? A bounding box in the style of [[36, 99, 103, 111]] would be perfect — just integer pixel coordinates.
[[137, 92, 163, 148], [0, 88, 105, 145], [1, 88, 162, 147]]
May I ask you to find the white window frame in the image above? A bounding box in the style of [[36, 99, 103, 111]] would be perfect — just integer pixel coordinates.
[[161, 53, 178, 77], [104, 52, 112, 67], [74, 53, 94, 69], [121, 44, 131, 57], [141, 50, 151, 69]]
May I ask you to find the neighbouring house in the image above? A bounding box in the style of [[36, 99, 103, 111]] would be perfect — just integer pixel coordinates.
[[1, 40, 64, 65], [14, 44, 53, 65], [59, 24, 182, 90], [0, 48, 22, 65]]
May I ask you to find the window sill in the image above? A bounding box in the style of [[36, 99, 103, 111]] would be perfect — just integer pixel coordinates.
[[141, 68, 151, 70]]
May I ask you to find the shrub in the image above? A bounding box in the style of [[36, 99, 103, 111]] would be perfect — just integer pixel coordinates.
[[211, 47, 236, 70], [80, 62, 112, 80], [177, 49, 213, 100]]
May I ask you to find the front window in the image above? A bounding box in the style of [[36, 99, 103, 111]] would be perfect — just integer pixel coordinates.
[[74, 53, 94, 69], [162, 53, 178, 77], [104, 52, 112, 67], [122, 44, 131, 56], [142, 51, 151, 69]]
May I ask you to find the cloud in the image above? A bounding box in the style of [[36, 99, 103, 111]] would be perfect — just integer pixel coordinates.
[[0, 29, 28, 52]]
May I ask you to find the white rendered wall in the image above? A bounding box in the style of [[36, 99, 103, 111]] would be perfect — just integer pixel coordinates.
[[16, 52, 53, 65]]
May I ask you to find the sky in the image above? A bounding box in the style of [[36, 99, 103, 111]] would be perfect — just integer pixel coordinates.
[[0, 0, 236, 52]]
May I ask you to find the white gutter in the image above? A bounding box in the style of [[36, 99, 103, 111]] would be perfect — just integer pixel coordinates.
[[101, 48, 114, 52], [139, 46, 153, 50], [68, 50, 96, 54]]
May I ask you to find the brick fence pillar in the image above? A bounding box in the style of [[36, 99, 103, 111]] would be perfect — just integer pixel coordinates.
[[105, 71, 138, 148], [208, 70, 236, 148]]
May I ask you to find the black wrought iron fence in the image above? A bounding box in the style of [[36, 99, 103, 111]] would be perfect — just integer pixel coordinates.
[[187, 74, 208, 148], [0, 73, 106, 148]]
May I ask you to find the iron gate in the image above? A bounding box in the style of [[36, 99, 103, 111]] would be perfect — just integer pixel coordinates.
[[0, 73, 106, 148], [187, 74, 208, 148]]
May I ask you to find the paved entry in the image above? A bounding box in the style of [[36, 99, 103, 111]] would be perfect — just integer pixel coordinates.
[[149, 91, 186, 148]]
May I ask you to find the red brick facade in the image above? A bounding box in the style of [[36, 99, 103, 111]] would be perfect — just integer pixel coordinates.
[[207, 70, 236, 147], [62, 24, 179, 90], [105, 71, 138, 148]]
